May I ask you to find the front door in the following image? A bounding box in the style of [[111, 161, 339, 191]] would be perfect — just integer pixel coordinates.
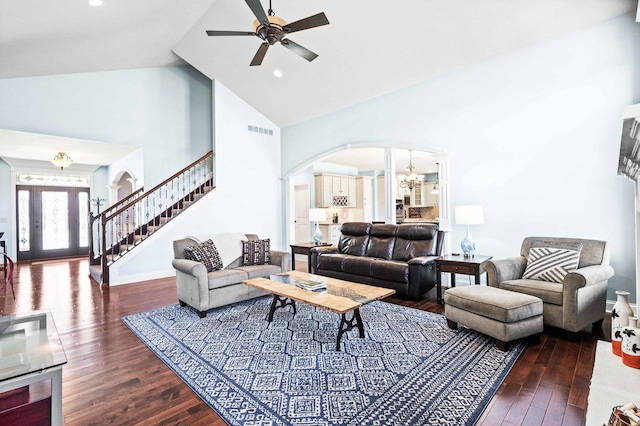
[[16, 185, 90, 261]]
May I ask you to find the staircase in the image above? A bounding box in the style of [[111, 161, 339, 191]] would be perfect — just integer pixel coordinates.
[[89, 151, 214, 285]]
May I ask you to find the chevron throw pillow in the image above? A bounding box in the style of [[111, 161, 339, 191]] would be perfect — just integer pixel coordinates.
[[523, 246, 581, 283], [184, 239, 223, 272]]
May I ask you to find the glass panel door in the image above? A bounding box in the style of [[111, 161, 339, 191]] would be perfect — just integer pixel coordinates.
[[41, 190, 70, 250], [17, 186, 90, 261]]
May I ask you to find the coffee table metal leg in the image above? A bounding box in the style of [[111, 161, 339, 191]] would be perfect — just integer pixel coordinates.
[[268, 294, 297, 322], [336, 308, 364, 351]]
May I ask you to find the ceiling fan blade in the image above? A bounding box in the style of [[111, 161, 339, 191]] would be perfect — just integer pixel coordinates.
[[250, 43, 269, 66], [244, 0, 269, 26], [206, 30, 256, 37], [283, 12, 329, 34], [281, 39, 318, 62]]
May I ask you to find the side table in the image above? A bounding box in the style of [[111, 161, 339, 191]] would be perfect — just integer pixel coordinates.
[[290, 242, 331, 272], [0, 310, 67, 426], [435, 254, 493, 304]]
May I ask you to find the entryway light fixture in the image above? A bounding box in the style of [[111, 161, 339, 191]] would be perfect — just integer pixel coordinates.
[[51, 152, 73, 170], [88, 0, 103, 6], [399, 150, 422, 191]]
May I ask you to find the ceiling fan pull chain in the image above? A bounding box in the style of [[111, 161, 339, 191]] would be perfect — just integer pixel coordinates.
[[267, 0, 274, 16]]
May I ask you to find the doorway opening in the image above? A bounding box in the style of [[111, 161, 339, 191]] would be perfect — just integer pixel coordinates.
[[16, 185, 90, 261]]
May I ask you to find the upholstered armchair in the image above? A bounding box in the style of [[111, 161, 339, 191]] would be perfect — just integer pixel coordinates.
[[484, 237, 614, 338]]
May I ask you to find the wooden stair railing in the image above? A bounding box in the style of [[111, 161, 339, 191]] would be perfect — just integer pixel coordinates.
[[89, 187, 144, 263], [89, 151, 214, 285]]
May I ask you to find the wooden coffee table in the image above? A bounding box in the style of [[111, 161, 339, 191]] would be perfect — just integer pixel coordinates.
[[243, 270, 395, 351]]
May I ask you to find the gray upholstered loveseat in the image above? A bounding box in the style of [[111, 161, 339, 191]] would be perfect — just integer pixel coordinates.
[[172, 233, 291, 317], [310, 222, 444, 299], [484, 236, 614, 337]]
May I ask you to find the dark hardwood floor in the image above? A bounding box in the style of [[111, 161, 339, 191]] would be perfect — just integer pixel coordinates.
[[0, 258, 607, 425]]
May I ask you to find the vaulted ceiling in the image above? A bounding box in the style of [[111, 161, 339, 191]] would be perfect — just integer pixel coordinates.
[[0, 0, 635, 166]]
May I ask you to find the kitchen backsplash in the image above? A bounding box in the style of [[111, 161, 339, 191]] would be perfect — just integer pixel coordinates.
[[407, 206, 439, 221], [320, 206, 439, 223]]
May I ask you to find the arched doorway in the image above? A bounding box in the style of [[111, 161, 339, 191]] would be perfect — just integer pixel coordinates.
[[285, 144, 451, 247]]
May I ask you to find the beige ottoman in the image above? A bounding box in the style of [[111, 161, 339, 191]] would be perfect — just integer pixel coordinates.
[[444, 285, 543, 351]]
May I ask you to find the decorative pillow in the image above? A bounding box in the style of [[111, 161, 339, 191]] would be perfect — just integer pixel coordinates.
[[522, 247, 581, 283], [243, 239, 271, 266], [184, 239, 223, 272]]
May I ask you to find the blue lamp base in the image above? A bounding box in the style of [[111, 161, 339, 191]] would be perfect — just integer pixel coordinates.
[[313, 223, 323, 245], [460, 228, 476, 257]]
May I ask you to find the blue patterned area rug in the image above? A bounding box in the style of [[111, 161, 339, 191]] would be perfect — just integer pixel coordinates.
[[122, 296, 525, 425]]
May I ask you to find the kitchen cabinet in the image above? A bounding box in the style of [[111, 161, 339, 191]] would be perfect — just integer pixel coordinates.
[[422, 182, 439, 206], [395, 179, 439, 207], [314, 174, 356, 207], [319, 224, 341, 245], [410, 181, 423, 206]]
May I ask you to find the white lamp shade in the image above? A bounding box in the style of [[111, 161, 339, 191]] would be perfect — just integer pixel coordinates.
[[309, 208, 327, 222], [455, 205, 484, 225]]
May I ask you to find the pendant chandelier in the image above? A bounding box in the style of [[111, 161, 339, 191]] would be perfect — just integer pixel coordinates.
[[51, 152, 73, 170], [399, 150, 422, 190]]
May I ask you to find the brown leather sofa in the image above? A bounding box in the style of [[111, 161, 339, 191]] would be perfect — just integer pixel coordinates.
[[310, 222, 444, 299]]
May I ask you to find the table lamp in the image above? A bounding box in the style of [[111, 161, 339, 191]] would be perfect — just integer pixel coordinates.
[[309, 208, 327, 245], [455, 205, 484, 257]]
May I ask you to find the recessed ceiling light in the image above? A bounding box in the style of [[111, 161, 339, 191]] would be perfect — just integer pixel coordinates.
[[88, 0, 103, 6], [273, 69, 283, 78]]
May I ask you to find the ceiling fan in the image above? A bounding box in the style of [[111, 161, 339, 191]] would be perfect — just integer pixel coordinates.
[[206, 0, 329, 66]]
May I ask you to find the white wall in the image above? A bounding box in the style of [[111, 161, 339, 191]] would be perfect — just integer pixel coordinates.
[[109, 80, 283, 285], [281, 14, 640, 303], [0, 65, 212, 188], [0, 66, 213, 254]]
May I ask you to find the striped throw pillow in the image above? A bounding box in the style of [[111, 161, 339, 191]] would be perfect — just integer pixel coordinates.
[[522, 247, 580, 283], [243, 239, 271, 265]]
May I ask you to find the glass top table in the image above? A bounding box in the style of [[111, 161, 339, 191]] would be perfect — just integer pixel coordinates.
[[0, 310, 67, 426]]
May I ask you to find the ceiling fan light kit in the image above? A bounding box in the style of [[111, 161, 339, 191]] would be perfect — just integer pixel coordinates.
[[206, 0, 329, 66]]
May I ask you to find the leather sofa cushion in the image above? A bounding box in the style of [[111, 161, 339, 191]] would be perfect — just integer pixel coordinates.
[[366, 237, 395, 259], [393, 239, 435, 262], [371, 259, 409, 283], [317, 253, 348, 271], [365, 224, 397, 259], [338, 222, 371, 256], [343, 256, 375, 276], [392, 224, 437, 261], [499, 279, 563, 306]]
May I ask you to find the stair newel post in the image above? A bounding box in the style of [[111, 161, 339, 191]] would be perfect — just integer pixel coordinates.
[[101, 211, 108, 285], [89, 211, 95, 261]]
